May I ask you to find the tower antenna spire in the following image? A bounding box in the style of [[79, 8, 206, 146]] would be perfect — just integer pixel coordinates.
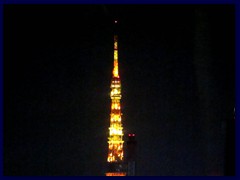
[[113, 19, 119, 78]]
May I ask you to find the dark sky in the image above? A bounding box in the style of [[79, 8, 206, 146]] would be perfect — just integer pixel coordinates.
[[4, 5, 235, 176]]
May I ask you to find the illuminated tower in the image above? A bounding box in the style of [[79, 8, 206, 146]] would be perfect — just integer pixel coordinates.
[[106, 20, 126, 176]]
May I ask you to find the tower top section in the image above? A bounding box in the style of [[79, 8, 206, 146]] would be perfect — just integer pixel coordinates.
[[113, 19, 118, 36], [113, 20, 119, 78]]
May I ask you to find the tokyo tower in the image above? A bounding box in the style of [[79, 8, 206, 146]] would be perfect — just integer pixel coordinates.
[[105, 20, 126, 176]]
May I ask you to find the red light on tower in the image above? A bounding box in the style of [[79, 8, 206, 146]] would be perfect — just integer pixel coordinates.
[[115, 20, 117, 24], [128, 133, 135, 137]]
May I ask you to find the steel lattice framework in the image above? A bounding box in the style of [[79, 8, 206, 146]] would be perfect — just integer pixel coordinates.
[[106, 21, 126, 176]]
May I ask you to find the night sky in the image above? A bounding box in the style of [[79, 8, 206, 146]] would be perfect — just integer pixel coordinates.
[[4, 5, 235, 176]]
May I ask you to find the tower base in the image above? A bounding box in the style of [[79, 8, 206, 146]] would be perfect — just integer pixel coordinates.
[[105, 172, 126, 176], [106, 162, 127, 176]]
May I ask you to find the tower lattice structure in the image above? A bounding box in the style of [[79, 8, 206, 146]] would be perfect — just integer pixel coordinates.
[[106, 21, 126, 176]]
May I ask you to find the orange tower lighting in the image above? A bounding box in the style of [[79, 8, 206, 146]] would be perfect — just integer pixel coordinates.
[[106, 20, 126, 176]]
